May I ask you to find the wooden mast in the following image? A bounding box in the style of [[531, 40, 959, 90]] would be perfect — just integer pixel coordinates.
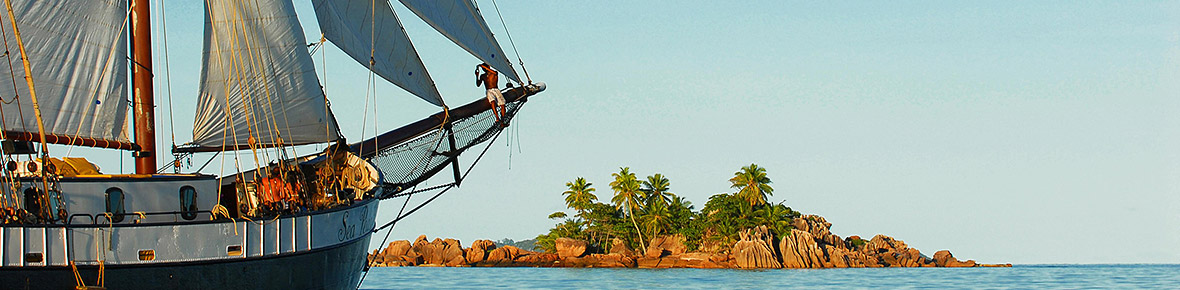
[[130, 0, 157, 174], [3, 0, 53, 219]]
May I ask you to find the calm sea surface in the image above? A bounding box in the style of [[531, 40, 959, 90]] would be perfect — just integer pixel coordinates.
[[358, 264, 1179, 289]]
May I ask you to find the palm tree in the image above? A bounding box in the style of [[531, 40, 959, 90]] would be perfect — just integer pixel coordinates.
[[669, 195, 692, 210], [562, 177, 597, 218], [706, 217, 740, 248], [641, 173, 675, 208], [610, 167, 647, 252], [640, 200, 673, 238], [729, 163, 774, 208], [753, 202, 793, 236]]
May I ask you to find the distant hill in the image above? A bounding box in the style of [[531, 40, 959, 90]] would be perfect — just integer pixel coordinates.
[[493, 238, 536, 251]]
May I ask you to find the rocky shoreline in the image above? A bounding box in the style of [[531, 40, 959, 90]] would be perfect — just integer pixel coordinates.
[[368, 215, 1009, 269]]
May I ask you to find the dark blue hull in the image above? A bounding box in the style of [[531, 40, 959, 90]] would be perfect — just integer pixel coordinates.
[[0, 233, 372, 289]]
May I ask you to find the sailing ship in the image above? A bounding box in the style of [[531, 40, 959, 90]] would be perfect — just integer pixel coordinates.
[[0, 0, 542, 288]]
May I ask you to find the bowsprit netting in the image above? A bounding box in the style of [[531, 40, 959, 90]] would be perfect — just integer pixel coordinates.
[[367, 100, 525, 199]]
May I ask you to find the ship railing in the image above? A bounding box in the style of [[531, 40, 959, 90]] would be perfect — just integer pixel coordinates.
[[65, 210, 215, 226]]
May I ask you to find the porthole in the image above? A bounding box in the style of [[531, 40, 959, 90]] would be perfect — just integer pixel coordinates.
[[105, 187, 125, 223], [179, 186, 197, 220]]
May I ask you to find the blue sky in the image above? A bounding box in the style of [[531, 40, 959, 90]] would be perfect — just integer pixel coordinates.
[[62, 1, 1178, 264]]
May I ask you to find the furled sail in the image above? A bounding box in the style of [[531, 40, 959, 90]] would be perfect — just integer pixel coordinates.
[[311, 0, 444, 106], [399, 0, 521, 83], [0, 0, 130, 143], [193, 0, 339, 149]]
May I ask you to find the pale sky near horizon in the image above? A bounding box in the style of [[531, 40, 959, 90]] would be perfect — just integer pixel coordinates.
[[54, 0, 1178, 264]]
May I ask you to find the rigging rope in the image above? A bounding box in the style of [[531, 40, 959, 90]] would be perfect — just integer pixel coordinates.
[[158, 0, 179, 171], [0, 7, 21, 211], [317, 33, 332, 146], [4, 0, 56, 221], [68, 6, 132, 157], [206, 0, 248, 215], [362, 123, 512, 288], [490, 0, 531, 84], [371, 127, 505, 233], [355, 183, 416, 290], [0, 1, 26, 132]]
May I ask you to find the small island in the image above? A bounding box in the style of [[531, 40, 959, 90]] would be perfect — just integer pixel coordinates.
[[368, 164, 1009, 269]]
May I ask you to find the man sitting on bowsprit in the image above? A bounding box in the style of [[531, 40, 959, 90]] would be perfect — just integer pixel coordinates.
[[476, 63, 507, 126]]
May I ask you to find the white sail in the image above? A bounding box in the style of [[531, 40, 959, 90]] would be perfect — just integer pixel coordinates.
[[0, 0, 130, 142], [193, 0, 339, 149], [311, 0, 445, 106], [399, 0, 521, 84]]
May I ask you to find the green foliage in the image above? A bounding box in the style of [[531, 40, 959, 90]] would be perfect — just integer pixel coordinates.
[[582, 202, 624, 228], [700, 193, 755, 246], [562, 177, 597, 217], [640, 200, 673, 237], [580, 202, 631, 251], [540, 164, 800, 255], [641, 173, 674, 208], [533, 232, 558, 253], [729, 163, 774, 208], [752, 202, 799, 236], [668, 196, 702, 251], [639, 173, 679, 246], [534, 218, 586, 253], [610, 167, 647, 251], [609, 167, 644, 216], [850, 237, 867, 248]]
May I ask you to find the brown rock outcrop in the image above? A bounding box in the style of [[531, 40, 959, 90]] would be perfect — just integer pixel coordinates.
[[888, 248, 926, 267], [945, 259, 977, 267], [636, 252, 732, 269], [484, 245, 522, 265], [382, 240, 412, 258], [634, 257, 672, 268], [645, 234, 687, 258], [514, 252, 560, 266], [793, 215, 831, 237], [731, 226, 782, 269], [933, 250, 954, 267], [475, 246, 560, 267], [864, 235, 926, 267], [561, 253, 636, 268], [414, 238, 446, 265], [794, 215, 843, 247], [779, 229, 826, 268], [636, 256, 678, 268], [367, 220, 1001, 268], [368, 238, 425, 266], [932, 250, 977, 267], [441, 238, 467, 266], [608, 238, 635, 256], [368, 249, 384, 266], [384, 260, 415, 267], [823, 245, 876, 268], [466, 240, 496, 264], [398, 250, 423, 265], [980, 263, 1012, 267], [865, 234, 909, 254], [555, 238, 587, 259]]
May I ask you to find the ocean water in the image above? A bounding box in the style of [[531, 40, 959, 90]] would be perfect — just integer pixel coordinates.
[[358, 264, 1180, 289]]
